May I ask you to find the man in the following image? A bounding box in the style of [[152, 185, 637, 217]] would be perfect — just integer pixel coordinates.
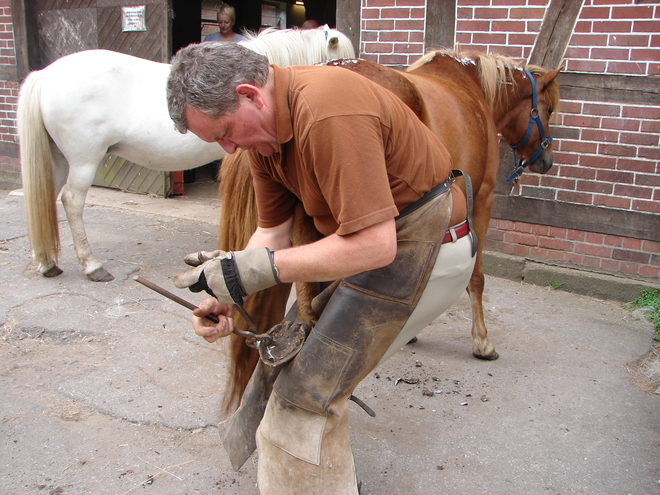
[[167, 43, 475, 494]]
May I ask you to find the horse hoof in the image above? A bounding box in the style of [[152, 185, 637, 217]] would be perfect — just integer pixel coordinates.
[[406, 336, 418, 345], [87, 267, 114, 282], [42, 265, 63, 278], [473, 350, 499, 361]]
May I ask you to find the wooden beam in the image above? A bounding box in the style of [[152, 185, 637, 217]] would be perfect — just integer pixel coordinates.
[[425, 0, 456, 51], [529, 0, 584, 69], [558, 72, 660, 106], [492, 195, 660, 242], [336, 0, 360, 57]]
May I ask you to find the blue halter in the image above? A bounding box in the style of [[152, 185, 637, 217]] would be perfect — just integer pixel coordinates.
[[506, 69, 553, 183]]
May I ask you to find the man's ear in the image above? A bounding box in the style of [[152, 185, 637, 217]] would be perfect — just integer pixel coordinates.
[[235, 84, 262, 107]]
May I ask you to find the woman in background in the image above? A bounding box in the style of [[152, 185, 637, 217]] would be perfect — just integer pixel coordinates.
[[204, 4, 246, 43]]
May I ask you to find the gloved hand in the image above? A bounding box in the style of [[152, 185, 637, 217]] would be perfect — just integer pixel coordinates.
[[173, 248, 281, 304]]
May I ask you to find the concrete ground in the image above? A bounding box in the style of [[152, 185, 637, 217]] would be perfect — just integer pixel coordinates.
[[1, 171, 659, 495]]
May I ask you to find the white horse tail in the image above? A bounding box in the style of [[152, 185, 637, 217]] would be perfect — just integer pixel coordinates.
[[18, 70, 60, 272]]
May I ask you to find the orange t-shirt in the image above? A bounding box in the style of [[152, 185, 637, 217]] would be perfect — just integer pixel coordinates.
[[250, 65, 453, 237]]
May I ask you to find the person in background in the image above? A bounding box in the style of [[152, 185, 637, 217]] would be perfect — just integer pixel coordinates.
[[204, 3, 246, 43], [300, 19, 319, 29]]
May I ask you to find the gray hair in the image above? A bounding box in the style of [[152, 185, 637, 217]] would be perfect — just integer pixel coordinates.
[[167, 43, 269, 133]]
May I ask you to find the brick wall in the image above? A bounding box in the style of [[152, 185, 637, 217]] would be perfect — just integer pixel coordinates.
[[0, 0, 17, 140], [0, 0, 19, 190], [361, 0, 659, 282]]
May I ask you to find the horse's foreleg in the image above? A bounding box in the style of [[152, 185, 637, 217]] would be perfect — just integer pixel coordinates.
[[60, 163, 113, 282]]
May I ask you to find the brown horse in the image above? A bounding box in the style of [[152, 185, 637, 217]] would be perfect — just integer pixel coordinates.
[[217, 48, 561, 409]]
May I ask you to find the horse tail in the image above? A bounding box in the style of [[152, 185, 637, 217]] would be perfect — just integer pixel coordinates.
[[218, 150, 292, 411], [18, 70, 60, 270]]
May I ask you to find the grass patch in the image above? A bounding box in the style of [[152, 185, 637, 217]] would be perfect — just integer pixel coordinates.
[[626, 288, 660, 342]]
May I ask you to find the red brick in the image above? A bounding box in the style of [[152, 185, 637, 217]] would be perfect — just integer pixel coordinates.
[[632, 199, 660, 214], [613, 248, 650, 265], [577, 243, 612, 258], [593, 194, 631, 209], [639, 265, 659, 279], [378, 54, 408, 65], [457, 20, 491, 31], [512, 221, 533, 234], [563, 115, 601, 128], [557, 190, 593, 205], [366, 0, 396, 6], [580, 154, 617, 169], [642, 240, 660, 254], [593, 21, 633, 34], [631, 48, 660, 62], [529, 247, 550, 259], [622, 106, 660, 119], [492, 20, 527, 32], [530, 224, 549, 236], [539, 237, 575, 251], [635, 174, 660, 187], [566, 59, 607, 72], [364, 20, 395, 30], [410, 8, 424, 18], [509, 7, 545, 20], [554, 152, 579, 166], [497, 242, 515, 255], [564, 46, 590, 59], [603, 235, 623, 247], [474, 7, 509, 19], [622, 237, 643, 251], [613, 184, 653, 199], [559, 140, 598, 154], [638, 145, 660, 160], [567, 229, 586, 242], [612, 5, 655, 19], [539, 175, 576, 190], [379, 31, 408, 42], [630, 17, 660, 37], [583, 103, 622, 117], [565, 253, 584, 266], [497, 219, 515, 231], [608, 34, 651, 47], [596, 169, 634, 183], [558, 101, 582, 114], [547, 250, 566, 262], [364, 42, 394, 53], [570, 33, 609, 46], [504, 231, 538, 247], [592, 47, 631, 60], [607, 62, 647, 75], [652, 34, 660, 48], [361, 8, 380, 19], [396, 0, 423, 5], [641, 119, 660, 133], [393, 43, 424, 54], [582, 128, 620, 143], [598, 143, 638, 158], [601, 259, 622, 273], [621, 132, 659, 147], [617, 158, 656, 174], [548, 227, 568, 239], [486, 229, 504, 242], [574, 20, 593, 34], [473, 32, 508, 44], [381, 7, 412, 18], [394, 19, 424, 30], [582, 256, 602, 269], [579, 6, 611, 19], [512, 244, 530, 257], [601, 117, 639, 132], [619, 261, 639, 275], [578, 180, 613, 194]]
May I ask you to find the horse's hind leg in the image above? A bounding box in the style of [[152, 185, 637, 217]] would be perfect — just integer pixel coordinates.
[[468, 252, 498, 360], [60, 156, 114, 282]]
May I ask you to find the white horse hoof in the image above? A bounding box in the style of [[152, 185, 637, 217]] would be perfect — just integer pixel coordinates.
[[86, 267, 114, 282]]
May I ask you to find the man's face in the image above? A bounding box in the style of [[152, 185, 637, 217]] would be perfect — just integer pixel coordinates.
[[185, 98, 278, 156]]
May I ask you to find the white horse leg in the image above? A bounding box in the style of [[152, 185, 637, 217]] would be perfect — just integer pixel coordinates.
[[60, 159, 114, 282]]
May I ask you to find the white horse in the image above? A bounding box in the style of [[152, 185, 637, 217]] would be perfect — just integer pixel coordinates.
[[18, 26, 355, 282]]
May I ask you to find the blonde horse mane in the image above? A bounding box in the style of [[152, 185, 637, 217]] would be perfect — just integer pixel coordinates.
[[240, 25, 355, 67], [407, 47, 561, 115]]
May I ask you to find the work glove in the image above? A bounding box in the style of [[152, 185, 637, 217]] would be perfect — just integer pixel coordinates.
[[173, 248, 280, 305]]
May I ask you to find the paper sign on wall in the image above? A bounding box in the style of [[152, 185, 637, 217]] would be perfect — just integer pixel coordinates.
[[122, 6, 147, 32]]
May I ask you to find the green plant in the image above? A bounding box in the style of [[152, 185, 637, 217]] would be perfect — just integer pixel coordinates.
[[628, 288, 660, 342], [547, 278, 565, 290]]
